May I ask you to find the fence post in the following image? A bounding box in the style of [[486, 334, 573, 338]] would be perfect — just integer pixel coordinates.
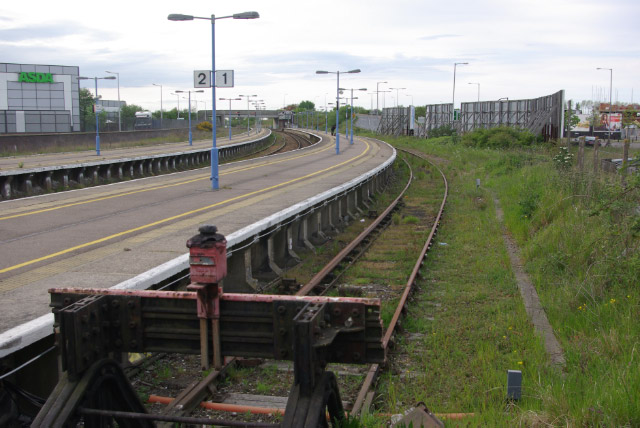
[[578, 137, 585, 172], [593, 139, 599, 174]]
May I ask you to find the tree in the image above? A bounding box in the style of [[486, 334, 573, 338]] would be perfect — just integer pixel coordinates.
[[622, 109, 639, 128], [415, 106, 426, 117], [565, 111, 580, 131], [79, 88, 95, 132], [298, 100, 315, 111]]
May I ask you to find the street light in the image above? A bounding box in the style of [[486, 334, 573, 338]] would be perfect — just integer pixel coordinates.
[[169, 10, 259, 191], [152, 83, 163, 128], [405, 94, 414, 106], [171, 92, 181, 119], [468, 82, 480, 102], [452, 62, 469, 121], [316, 69, 361, 154], [340, 87, 366, 144], [389, 87, 406, 107], [239, 94, 257, 135], [105, 71, 121, 131], [175, 90, 204, 145], [219, 97, 241, 140], [77, 75, 116, 156], [376, 81, 387, 116], [597, 67, 613, 146]]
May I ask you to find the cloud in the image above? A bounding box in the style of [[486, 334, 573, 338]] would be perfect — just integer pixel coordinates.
[[419, 34, 460, 41], [0, 22, 117, 43]]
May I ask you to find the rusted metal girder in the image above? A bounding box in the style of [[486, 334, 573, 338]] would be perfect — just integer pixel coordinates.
[[49, 288, 385, 379]]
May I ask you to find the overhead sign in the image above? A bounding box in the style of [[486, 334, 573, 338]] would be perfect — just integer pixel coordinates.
[[18, 72, 54, 83], [194, 70, 211, 88], [215, 70, 234, 88]]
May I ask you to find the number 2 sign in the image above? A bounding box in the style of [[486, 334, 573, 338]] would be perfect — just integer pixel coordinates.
[[193, 70, 211, 88], [193, 70, 235, 88]]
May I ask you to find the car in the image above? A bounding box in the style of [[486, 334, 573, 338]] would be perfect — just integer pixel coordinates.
[[585, 136, 596, 146]]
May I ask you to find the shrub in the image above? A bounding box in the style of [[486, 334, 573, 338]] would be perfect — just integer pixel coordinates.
[[461, 126, 540, 149], [197, 121, 213, 131]]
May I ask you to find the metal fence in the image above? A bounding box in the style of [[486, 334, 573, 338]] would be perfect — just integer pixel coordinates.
[[408, 90, 564, 140]]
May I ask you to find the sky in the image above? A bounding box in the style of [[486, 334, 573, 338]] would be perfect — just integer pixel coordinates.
[[1, 0, 639, 113]]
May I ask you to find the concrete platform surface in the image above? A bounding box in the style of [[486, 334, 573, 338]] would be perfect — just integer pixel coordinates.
[[0, 129, 269, 171], [0, 132, 393, 332]]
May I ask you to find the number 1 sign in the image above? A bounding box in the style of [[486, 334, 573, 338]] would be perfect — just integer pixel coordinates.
[[215, 70, 234, 88]]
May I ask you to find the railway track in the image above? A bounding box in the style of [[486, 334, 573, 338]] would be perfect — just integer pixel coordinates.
[[5, 136, 443, 427], [126, 141, 449, 426]]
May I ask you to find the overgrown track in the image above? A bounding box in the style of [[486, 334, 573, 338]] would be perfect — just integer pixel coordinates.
[[135, 140, 449, 425]]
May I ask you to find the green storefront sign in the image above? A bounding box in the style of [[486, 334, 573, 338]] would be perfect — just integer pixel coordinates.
[[18, 72, 54, 83]]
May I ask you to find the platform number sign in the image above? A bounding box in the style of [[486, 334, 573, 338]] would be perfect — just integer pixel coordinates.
[[215, 70, 234, 88], [193, 70, 211, 88]]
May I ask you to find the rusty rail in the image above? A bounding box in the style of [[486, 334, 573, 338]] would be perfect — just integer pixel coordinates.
[[351, 145, 448, 416]]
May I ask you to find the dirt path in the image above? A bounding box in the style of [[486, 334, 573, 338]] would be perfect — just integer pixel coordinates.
[[493, 196, 566, 369]]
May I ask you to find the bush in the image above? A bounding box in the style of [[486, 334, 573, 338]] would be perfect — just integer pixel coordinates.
[[428, 125, 457, 138], [461, 126, 540, 149], [197, 121, 213, 131]]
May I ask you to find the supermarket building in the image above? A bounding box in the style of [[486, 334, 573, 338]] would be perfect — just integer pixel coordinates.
[[0, 62, 80, 134]]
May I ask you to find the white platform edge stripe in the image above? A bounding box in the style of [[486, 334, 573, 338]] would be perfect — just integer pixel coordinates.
[[0, 137, 394, 358]]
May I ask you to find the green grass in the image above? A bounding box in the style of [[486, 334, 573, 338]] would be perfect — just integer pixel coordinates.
[[354, 132, 639, 426]]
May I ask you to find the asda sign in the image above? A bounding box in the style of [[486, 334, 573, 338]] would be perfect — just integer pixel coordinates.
[[18, 72, 54, 83]]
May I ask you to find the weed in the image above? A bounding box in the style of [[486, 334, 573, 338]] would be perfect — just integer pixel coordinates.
[[18, 162, 24, 168]]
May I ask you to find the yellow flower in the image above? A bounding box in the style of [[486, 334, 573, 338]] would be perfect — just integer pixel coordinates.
[[517, 361, 523, 365], [610, 298, 616, 304], [503, 335, 507, 339], [508, 326, 512, 330]]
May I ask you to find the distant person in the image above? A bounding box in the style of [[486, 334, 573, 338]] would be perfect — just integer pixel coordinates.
[[331, 124, 336, 136]]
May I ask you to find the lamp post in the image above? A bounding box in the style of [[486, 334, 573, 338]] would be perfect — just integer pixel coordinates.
[[340, 87, 366, 144], [597, 67, 613, 146], [389, 87, 406, 107], [468, 82, 480, 102], [171, 92, 181, 119], [78, 75, 116, 156], [452, 62, 469, 121], [376, 81, 387, 116], [175, 90, 204, 145], [220, 97, 241, 140], [152, 83, 163, 129], [316, 69, 361, 154], [239, 94, 257, 135], [406, 94, 414, 106], [105, 71, 121, 131], [169, 11, 259, 191]]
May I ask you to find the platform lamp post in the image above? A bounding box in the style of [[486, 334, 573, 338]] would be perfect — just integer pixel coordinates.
[[78, 75, 116, 156], [376, 81, 387, 116], [389, 87, 405, 107], [406, 94, 414, 106], [340, 87, 366, 144], [220, 97, 241, 140], [597, 67, 613, 146], [452, 62, 468, 122], [326, 102, 334, 134], [105, 71, 121, 131], [152, 83, 163, 128], [169, 11, 259, 191], [239, 94, 257, 135], [175, 90, 204, 146], [170, 92, 181, 119], [468, 82, 480, 102], [253, 100, 264, 133], [316, 69, 361, 154]]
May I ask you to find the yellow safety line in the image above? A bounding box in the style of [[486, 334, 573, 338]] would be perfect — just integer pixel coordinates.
[[0, 140, 371, 274], [0, 141, 333, 221]]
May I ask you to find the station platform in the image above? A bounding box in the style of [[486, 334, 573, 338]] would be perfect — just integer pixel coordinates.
[[0, 128, 269, 171], [0, 131, 394, 334]]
